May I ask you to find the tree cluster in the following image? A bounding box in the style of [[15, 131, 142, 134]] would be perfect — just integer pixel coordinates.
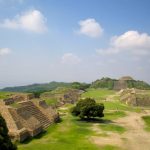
[[0, 115, 17, 150], [71, 98, 104, 119]]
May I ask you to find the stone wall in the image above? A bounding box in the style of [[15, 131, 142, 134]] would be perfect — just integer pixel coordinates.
[[119, 88, 150, 107], [113, 80, 128, 90], [0, 97, 59, 142]]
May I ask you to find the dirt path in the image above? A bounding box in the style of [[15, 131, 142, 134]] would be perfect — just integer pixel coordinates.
[[116, 111, 150, 150], [91, 111, 150, 150]]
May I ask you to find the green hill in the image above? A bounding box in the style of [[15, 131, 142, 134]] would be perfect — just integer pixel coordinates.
[[1, 82, 71, 93], [1, 82, 90, 94], [91, 77, 150, 90]]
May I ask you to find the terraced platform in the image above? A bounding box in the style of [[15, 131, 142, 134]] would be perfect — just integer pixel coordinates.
[[0, 95, 59, 142]]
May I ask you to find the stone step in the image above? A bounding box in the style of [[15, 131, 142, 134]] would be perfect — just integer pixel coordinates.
[[19, 101, 51, 128]]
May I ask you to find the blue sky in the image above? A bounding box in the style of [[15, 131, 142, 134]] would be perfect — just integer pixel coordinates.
[[0, 0, 150, 88]]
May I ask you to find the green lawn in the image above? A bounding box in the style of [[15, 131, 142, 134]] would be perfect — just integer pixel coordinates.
[[44, 98, 58, 106], [104, 111, 126, 120], [0, 91, 13, 99], [142, 116, 150, 131], [103, 101, 142, 113], [99, 124, 126, 134], [82, 89, 115, 101]]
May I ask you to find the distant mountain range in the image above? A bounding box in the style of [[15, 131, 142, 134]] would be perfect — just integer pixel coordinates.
[[0, 81, 90, 93], [1, 76, 150, 93]]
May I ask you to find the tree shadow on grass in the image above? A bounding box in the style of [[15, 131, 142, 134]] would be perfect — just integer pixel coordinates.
[[21, 130, 47, 144], [21, 118, 63, 144], [76, 118, 114, 124]]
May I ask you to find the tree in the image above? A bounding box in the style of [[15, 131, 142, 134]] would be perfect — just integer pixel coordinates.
[[0, 115, 17, 150], [71, 98, 104, 119], [71, 82, 90, 90]]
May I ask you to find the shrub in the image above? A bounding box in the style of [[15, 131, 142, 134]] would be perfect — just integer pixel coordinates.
[[71, 98, 104, 119], [0, 115, 17, 150]]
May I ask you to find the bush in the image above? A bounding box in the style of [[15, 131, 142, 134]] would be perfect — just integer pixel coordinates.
[[71, 98, 104, 119], [0, 115, 17, 150]]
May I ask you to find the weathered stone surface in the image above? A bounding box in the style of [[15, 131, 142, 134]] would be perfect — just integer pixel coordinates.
[[119, 88, 150, 107], [0, 95, 59, 142]]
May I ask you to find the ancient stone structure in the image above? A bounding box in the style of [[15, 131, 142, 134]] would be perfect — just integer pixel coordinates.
[[119, 88, 150, 107], [0, 94, 59, 142], [113, 76, 133, 90], [41, 88, 82, 107]]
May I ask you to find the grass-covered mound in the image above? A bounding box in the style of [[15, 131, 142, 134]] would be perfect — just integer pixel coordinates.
[[91, 77, 150, 90]]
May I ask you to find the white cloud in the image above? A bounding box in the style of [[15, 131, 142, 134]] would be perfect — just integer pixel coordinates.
[[97, 31, 150, 56], [0, 48, 11, 56], [77, 18, 103, 38], [61, 53, 81, 65], [0, 9, 47, 33]]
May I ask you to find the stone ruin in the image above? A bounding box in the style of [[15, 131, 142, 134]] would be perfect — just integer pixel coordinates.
[[119, 88, 150, 107], [57, 89, 82, 105], [113, 76, 133, 90], [41, 88, 82, 107], [0, 93, 59, 142]]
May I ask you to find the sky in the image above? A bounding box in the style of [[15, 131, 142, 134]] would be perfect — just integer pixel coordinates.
[[0, 0, 150, 88]]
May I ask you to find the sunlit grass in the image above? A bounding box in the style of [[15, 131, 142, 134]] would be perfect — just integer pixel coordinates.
[[99, 124, 126, 134], [82, 88, 115, 101], [142, 115, 150, 132]]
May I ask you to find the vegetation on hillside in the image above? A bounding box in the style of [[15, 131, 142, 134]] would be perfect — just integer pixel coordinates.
[[71, 82, 90, 90], [0, 92, 13, 99], [91, 77, 150, 90], [1, 82, 90, 94], [0, 115, 17, 150], [126, 80, 150, 90], [1, 82, 71, 93], [91, 77, 116, 89]]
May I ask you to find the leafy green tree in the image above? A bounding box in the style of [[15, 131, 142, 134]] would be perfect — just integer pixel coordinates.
[[71, 98, 104, 119], [0, 115, 17, 150], [71, 82, 90, 90]]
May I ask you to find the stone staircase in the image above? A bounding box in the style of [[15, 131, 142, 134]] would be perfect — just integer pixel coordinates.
[[113, 80, 127, 90], [19, 101, 51, 129], [8, 108, 24, 130]]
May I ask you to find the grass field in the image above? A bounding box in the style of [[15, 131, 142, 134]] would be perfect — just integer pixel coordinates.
[[0, 91, 13, 99], [82, 89, 115, 101], [18, 106, 99, 150], [99, 124, 126, 134], [18, 102, 126, 150], [142, 116, 150, 131], [18, 104, 128, 150], [44, 98, 58, 106]]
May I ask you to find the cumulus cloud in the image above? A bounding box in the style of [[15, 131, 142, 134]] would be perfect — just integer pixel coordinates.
[[96, 31, 150, 56], [0, 48, 11, 56], [77, 18, 103, 38], [61, 53, 81, 65], [0, 9, 47, 33]]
